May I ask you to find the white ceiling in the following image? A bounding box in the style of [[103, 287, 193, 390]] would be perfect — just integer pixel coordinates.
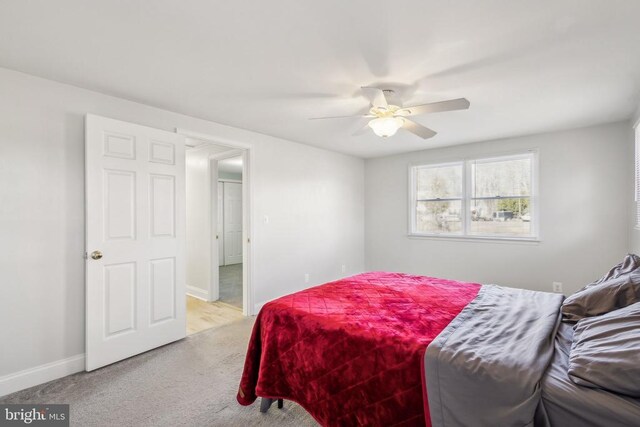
[[1, 1, 639, 158]]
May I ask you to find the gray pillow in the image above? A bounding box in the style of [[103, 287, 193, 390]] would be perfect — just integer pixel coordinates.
[[590, 253, 640, 285], [568, 302, 640, 397], [561, 254, 640, 322]]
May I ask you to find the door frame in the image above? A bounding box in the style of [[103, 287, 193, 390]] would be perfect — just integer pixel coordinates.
[[178, 129, 253, 316], [216, 180, 225, 269], [209, 149, 244, 305]]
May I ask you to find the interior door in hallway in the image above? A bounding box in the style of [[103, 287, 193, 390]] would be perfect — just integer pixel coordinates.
[[85, 114, 186, 371], [223, 182, 243, 265]]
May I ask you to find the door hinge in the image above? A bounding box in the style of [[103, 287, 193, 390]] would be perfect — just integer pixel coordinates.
[[84, 252, 88, 260]]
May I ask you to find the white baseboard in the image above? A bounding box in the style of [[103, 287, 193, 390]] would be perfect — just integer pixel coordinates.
[[0, 354, 85, 398], [186, 285, 210, 301]]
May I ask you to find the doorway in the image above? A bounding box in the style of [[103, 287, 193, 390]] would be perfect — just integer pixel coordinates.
[[184, 141, 248, 335], [217, 156, 244, 309], [84, 115, 253, 370]]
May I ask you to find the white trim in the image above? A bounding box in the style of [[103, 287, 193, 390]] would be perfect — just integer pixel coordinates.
[[218, 178, 242, 184], [209, 158, 220, 302], [176, 129, 253, 150], [209, 149, 244, 161], [186, 285, 210, 301], [407, 233, 540, 244], [0, 354, 85, 398], [241, 148, 251, 316], [176, 128, 254, 316]]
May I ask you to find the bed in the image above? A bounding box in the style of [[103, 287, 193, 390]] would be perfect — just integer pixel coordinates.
[[540, 323, 640, 426], [236, 271, 640, 426]]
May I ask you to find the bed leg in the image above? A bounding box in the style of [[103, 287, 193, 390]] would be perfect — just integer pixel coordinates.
[[259, 397, 284, 413], [260, 397, 274, 413]]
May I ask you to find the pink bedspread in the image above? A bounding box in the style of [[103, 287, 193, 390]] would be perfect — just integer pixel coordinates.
[[237, 272, 481, 426]]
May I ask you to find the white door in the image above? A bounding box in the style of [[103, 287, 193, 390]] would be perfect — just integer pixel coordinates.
[[217, 181, 224, 267], [85, 114, 186, 371], [223, 182, 243, 265]]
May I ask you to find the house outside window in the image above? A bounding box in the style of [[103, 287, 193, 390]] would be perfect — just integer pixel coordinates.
[[409, 152, 538, 240]]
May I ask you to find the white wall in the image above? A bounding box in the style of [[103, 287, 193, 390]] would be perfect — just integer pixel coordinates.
[[0, 67, 365, 389], [366, 122, 633, 297]]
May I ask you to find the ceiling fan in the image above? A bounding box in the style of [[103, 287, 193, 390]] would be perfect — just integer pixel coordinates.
[[310, 87, 470, 139]]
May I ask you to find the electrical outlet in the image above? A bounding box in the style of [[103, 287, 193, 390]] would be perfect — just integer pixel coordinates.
[[341, 264, 346, 273], [552, 282, 563, 293], [304, 273, 309, 283]]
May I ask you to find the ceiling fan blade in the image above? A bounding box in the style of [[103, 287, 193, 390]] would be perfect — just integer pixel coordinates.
[[309, 114, 372, 120], [352, 123, 371, 136], [361, 86, 388, 108], [402, 119, 437, 139], [399, 98, 470, 116]]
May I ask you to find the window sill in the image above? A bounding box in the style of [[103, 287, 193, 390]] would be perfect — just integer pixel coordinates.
[[407, 233, 541, 244]]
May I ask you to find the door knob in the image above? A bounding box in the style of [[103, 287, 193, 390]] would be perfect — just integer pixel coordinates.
[[91, 250, 103, 260]]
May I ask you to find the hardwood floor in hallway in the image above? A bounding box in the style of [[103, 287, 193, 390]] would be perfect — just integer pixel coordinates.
[[186, 295, 244, 335]]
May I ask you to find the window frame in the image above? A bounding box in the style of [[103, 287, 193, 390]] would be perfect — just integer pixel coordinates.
[[408, 151, 539, 242]]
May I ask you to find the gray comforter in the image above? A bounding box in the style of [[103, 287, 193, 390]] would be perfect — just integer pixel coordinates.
[[424, 285, 564, 427]]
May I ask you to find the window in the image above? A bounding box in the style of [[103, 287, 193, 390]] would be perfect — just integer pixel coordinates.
[[410, 152, 537, 240]]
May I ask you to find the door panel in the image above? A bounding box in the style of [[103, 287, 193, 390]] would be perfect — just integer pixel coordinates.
[[85, 114, 186, 371], [104, 132, 136, 159], [104, 262, 136, 336], [223, 182, 243, 265], [150, 174, 176, 237], [149, 257, 176, 324], [149, 140, 175, 164], [104, 170, 136, 240]]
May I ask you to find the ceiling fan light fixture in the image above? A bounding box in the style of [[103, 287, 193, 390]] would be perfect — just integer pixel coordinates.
[[368, 117, 404, 138]]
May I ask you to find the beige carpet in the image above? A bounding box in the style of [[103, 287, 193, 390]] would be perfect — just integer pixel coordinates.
[[0, 317, 318, 426]]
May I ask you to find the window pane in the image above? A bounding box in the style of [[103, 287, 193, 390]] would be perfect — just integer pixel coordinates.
[[416, 164, 462, 200], [469, 198, 532, 236], [416, 200, 462, 234], [472, 157, 531, 198]]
